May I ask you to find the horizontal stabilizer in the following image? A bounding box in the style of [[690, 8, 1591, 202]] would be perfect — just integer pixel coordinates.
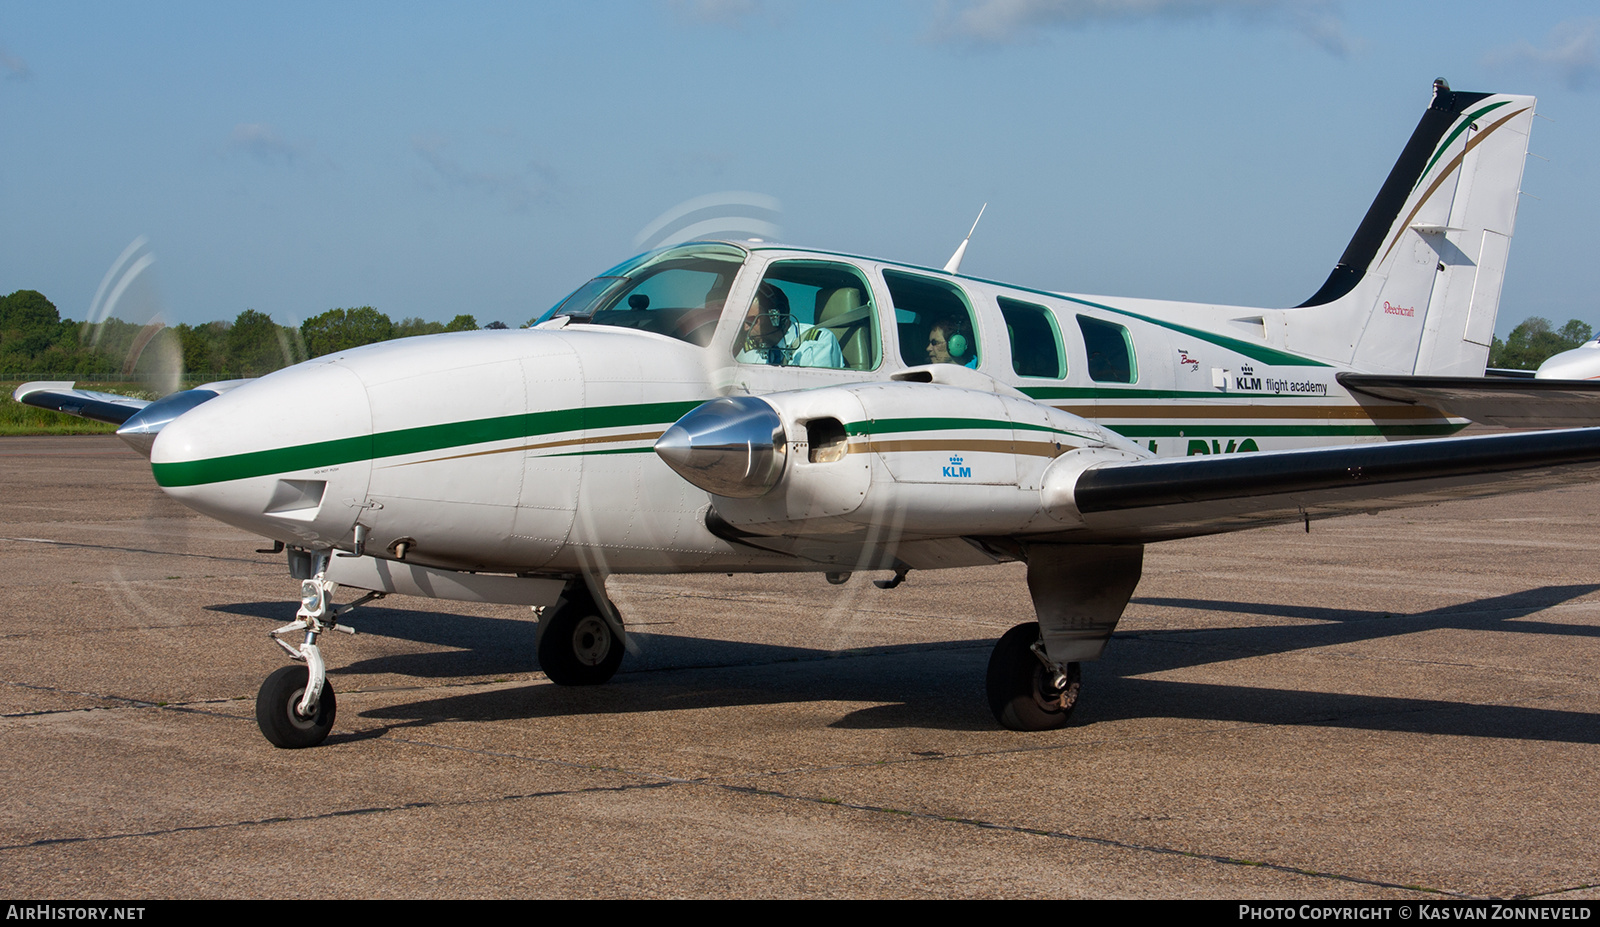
[[1063, 426, 1600, 542], [12, 381, 150, 426], [1338, 373, 1600, 427]]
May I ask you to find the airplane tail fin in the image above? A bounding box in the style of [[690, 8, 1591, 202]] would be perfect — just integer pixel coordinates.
[[1290, 82, 1535, 377]]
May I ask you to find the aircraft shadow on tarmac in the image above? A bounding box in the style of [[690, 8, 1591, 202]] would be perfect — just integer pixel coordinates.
[[211, 583, 1600, 742]]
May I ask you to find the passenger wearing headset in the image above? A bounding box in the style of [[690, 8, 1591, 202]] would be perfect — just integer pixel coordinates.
[[735, 281, 846, 368], [926, 318, 978, 368]]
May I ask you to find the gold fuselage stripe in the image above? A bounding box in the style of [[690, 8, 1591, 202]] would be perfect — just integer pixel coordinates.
[[385, 430, 666, 468], [1052, 403, 1448, 421]]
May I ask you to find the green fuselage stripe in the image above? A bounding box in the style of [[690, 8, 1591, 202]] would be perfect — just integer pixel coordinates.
[[1020, 386, 1326, 401], [1051, 295, 1329, 368], [152, 400, 701, 488], [154, 434, 376, 491], [1109, 423, 1464, 438], [844, 416, 1087, 439], [151, 392, 1464, 489]]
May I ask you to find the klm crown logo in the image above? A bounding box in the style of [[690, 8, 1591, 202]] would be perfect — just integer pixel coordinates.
[[943, 454, 971, 479]]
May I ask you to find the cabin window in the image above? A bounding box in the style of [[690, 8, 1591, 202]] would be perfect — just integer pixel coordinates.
[[882, 270, 980, 369], [1077, 315, 1137, 383], [998, 297, 1064, 379], [733, 261, 880, 371]]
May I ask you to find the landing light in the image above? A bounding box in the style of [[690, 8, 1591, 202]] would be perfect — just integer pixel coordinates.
[[300, 580, 326, 616]]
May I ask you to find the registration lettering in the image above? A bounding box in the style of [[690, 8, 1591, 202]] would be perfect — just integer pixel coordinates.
[[1187, 438, 1260, 456]]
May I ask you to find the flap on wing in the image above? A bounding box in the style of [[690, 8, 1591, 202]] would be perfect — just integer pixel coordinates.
[[1338, 373, 1600, 427], [12, 381, 151, 426], [1053, 427, 1600, 543]]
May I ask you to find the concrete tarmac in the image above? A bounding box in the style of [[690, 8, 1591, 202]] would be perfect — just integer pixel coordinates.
[[1, 435, 1597, 899]]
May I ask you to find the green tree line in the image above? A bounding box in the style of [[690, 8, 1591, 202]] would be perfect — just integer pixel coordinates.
[[1488, 317, 1593, 370], [2, 289, 500, 382], [4, 286, 1592, 382]]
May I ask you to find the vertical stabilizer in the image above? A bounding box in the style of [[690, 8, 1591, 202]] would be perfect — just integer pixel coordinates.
[[1289, 82, 1535, 376]]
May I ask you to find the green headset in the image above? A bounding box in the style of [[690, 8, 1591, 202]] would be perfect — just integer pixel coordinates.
[[936, 319, 971, 360]]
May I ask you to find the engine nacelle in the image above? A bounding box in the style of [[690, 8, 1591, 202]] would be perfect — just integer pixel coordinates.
[[656, 378, 1146, 538]]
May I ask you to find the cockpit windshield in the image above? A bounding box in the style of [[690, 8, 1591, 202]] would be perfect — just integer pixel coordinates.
[[539, 243, 749, 347]]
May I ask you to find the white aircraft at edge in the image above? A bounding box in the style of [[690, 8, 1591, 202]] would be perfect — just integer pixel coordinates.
[[21, 81, 1600, 749], [1534, 335, 1600, 379]]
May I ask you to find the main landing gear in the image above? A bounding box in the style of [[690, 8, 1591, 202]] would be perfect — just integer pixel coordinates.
[[536, 580, 625, 686], [257, 556, 381, 749], [983, 543, 1145, 732], [986, 622, 1081, 731]]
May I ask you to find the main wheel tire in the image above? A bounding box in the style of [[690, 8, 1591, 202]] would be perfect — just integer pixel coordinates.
[[256, 664, 337, 749], [986, 622, 1081, 731], [538, 597, 624, 686]]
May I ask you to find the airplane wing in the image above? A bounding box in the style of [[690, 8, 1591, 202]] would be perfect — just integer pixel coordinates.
[[1337, 373, 1600, 428], [660, 389, 1600, 559], [1056, 425, 1600, 543], [12, 381, 151, 426], [12, 380, 248, 456]]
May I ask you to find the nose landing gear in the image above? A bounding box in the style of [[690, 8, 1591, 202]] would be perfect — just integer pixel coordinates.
[[256, 558, 382, 749], [256, 664, 338, 749]]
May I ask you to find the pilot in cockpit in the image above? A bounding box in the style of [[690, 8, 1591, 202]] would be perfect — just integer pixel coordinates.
[[927, 317, 978, 368], [735, 281, 845, 368]]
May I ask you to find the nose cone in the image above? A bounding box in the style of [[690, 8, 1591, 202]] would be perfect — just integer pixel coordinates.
[[116, 385, 236, 457], [655, 396, 787, 498], [1536, 344, 1600, 380], [151, 362, 374, 546]]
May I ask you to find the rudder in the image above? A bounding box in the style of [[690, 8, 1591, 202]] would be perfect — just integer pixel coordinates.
[[1290, 81, 1535, 377]]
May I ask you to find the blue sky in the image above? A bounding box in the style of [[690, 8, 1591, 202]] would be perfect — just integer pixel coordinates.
[[3, 1, 1598, 337]]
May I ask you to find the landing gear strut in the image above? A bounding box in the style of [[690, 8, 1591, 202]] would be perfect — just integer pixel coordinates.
[[256, 555, 381, 749], [986, 622, 1081, 731], [537, 580, 625, 686]]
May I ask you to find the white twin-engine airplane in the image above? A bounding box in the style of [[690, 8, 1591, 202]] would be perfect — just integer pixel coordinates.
[[21, 82, 1600, 749]]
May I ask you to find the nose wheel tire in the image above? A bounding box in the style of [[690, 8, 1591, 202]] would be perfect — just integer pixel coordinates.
[[986, 622, 1081, 731], [538, 600, 624, 686], [256, 664, 337, 749]]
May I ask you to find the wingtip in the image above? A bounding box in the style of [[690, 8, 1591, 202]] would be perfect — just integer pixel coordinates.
[[12, 380, 77, 403]]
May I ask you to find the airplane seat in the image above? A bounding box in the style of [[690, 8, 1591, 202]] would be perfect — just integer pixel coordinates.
[[817, 287, 872, 370]]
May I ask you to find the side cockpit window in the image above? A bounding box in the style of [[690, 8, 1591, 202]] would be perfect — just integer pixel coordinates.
[[733, 261, 880, 370], [546, 243, 747, 347], [1077, 315, 1137, 383], [883, 270, 980, 369]]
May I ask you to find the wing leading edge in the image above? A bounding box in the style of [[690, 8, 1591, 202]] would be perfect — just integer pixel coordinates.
[[12, 381, 151, 425], [1055, 426, 1600, 543], [12, 380, 247, 457]]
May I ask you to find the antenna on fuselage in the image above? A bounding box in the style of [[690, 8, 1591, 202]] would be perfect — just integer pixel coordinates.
[[942, 203, 987, 274]]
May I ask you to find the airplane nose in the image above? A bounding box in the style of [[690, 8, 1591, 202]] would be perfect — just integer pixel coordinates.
[[655, 396, 787, 497], [115, 385, 234, 457], [151, 362, 374, 548]]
